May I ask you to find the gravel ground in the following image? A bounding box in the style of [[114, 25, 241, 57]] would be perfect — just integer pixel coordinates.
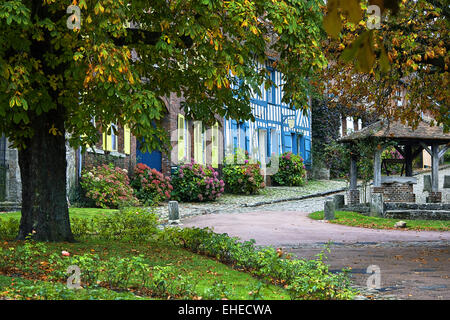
[[153, 179, 348, 221]]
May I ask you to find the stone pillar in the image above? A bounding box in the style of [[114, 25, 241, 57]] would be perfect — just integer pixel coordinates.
[[348, 189, 360, 206], [333, 194, 345, 210], [444, 176, 450, 189], [168, 201, 180, 224], [423, 175, 432, 192], [370, 193, 384, 217], [324, 198, 335, 220], [427, 192, 442, 204]]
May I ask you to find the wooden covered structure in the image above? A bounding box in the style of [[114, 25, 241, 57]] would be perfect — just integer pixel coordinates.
[[340, 120, 450, 204]]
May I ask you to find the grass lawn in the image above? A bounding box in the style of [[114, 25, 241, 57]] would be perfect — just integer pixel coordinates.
[[0, 207, 118, 220], [0, 208, 291, 300], [309, 211, 450, 231], [0, 238, 289, 300]]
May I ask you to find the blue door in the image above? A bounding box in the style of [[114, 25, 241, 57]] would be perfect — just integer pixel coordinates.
[[136, 140, 162, 171], [291, 133, 298, 155], [284, 133, 292, 153]]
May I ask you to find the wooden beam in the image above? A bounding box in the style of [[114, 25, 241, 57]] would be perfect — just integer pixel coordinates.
[[404, 145, 413, 177], [350, 155, 358, 190], [373, 149, 382, 187], [431, 143, 439, 192], [411, 146, 424, 160], [438, 143, 450, 159], [394, 145, 405, 158], [420, 142, 432, 156]]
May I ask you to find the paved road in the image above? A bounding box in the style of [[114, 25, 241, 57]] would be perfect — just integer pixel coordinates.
[[181, 171, 450, 300], [182, 210, 449, 247]]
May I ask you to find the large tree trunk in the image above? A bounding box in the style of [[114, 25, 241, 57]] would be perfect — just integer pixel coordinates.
[[17, 107, 74, 242]]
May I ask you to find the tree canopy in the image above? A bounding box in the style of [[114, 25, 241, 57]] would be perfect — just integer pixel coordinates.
[[317, 0, 449, 131], [0, 0, 327, 241], [0, 0, 327, 153]]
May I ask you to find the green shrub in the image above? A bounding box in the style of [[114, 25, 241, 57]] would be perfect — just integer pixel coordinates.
[[160, 227, 356, 300], [171, 160, 224, 202], [0, 277, 145, 300], [381, 146, 404, 175], [223, 149, 265, 195], [272, 152, 307, 186], [131, 163, 173, 206], [70, 207, 159, 241], [0, 217, 19, 240], [80, 164, 140, 209]]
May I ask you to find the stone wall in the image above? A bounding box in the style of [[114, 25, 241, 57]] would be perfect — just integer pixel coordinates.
[[2, 137, 79, 209], [4, 139, 21, 203], [372, 183, 416, 203]]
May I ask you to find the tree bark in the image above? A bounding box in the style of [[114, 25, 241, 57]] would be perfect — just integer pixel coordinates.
[[17, 107, 74, 242]]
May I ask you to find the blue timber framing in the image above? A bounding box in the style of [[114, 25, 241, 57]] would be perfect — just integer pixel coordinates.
[[224, 60, 312, 168]]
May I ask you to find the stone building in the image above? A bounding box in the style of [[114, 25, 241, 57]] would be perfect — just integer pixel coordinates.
[[0, 125, 137, 210]]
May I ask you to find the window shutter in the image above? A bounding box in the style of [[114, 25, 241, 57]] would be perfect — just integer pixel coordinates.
[[212, 122, 219, 168], [124, 125, 131, 155], [102, 132, 106, 150], [194, 121, 202, 164], [177, 114, 185, 162], [102, 127, 112, 152]]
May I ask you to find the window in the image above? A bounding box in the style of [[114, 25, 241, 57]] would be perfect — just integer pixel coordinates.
[[102, 124, 118, 152]]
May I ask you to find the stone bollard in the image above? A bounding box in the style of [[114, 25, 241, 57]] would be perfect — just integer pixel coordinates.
[[168, 201, 180, 224], [444, 176, 450, 189], [333, 194, 345, 210], [324, 198, 335, 221], [423, 175, 432, 192], [370, 193, 384, 217]]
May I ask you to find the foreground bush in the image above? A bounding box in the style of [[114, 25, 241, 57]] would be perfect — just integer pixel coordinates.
[[131, 163, 173, 206], [160, 227, 356, 300], [171, 160, 224, 202], [80, 164, 139, 209], [223, 149, 265, 195], [0, 241, 196, 299], [271, 152, 307, 186]]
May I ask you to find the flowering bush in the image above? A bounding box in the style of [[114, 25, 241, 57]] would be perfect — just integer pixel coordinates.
[[80, 164, 139, 209], [271, 152, 307, 186], [381, 146, 404, 175], [223, 150, 265, 194], [171, 160, 224, 202], [131, 163, 173, 206]]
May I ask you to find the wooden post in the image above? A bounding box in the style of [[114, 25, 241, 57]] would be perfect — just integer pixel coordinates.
[[373, 149, 382, 187], [350, 154, 358, 190], [431, 143, 439, 192], [404, 145, 413, 177]]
